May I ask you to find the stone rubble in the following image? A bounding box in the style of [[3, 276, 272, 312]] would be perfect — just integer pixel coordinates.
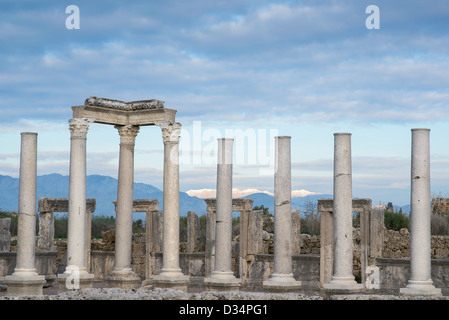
[[0, 286, 323, 300]]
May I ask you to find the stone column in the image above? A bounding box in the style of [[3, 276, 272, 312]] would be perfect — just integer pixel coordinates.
[[5, 132, 46, 296], [263, 136, 301, 291], [151, 122, 188, 289], [37, 209, 55, 251], [0, 218, 11, 252], [324, 133, 360, 291], [204, 200, 216, 278], [187, 211, 201, 253], [58, 118, 94, 290], [204, 138, 240, 290], [318, 200, 333, 288], [369, 207, 384, 265], [400, 129, 441, 296], [107, 125, 141, 288]]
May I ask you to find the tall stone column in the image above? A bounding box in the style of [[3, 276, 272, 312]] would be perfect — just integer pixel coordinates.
[[5, 132, 46, 296], [263, 136, 301, 291], [400, 129, 441, 296], [324, 133, 360, 291], [204, 138, 241, 290], [58, 118, 94, 290], [107, 125, 141, 288], [150, 121, 188, 289]]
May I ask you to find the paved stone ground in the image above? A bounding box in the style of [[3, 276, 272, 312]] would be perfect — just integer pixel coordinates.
[[1, 281, 448, 300]]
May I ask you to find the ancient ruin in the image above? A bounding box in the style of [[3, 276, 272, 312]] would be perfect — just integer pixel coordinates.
[[263, 136, 301, 291], [0, 98, 447, 299], [400, 129, 441, 296]]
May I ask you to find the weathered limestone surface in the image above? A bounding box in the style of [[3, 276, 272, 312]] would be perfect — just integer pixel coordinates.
[[5, 132, 46, 296], [264, 136, 301, 291], [203, 198, 253, 280], [148, 122, 189, 290], [72, 97, 176, 126], [204, 138, 241, 290], [400, 128, 441, 296], [187, 211, 204, 253], [107, 125, 141, 289], [38, 197, 96, 276], [84, 96, 165, 110], [324, 133, 362, 292], [0, 219, 11, 253], [58, 119, 95, 291]]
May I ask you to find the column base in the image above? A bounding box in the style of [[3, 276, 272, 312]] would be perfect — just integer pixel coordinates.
[[4, 272, 46, 296], [204, 271, 241, 291], [263, 273, 302, 292], [105, 269, 142, 289], [400, 280, 442, 296], [323, 276, 364, 293], [144, 268, 189, 291], [57, 267, 95, 292]]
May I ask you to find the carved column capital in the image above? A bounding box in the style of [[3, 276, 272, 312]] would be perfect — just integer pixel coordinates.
[[115, 125, 140, 145], [68, 118, 91, 138], [157, 121, 182, 143]]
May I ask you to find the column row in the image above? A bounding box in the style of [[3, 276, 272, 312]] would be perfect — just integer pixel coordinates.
[[58, 119, 188, 291], [6, 126, 441, 296]]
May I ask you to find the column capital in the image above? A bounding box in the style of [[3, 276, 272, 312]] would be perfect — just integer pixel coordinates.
[[68, 118, 91, 138], [115, 125, 140, 145], [157, 121, 182, 143]]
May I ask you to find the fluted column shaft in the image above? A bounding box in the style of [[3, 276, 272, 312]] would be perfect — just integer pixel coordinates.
[[66, 118, 90, 274], [159, 122, 183, 276], [113, 125, 139, 274]]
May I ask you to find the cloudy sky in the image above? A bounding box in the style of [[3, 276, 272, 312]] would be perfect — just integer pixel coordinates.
[[1, 0, 449, 206]]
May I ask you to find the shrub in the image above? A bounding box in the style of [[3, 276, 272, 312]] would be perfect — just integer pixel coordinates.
[[90, 215, 116, 239], [132, 219, 145, 234], [431, 213, 449, 235], [0, 210, 19, 236], [54, 214, 69, 238], [301, 200, 320, 235], [384, 209, 410, 231], [179, 216, 187, 243]]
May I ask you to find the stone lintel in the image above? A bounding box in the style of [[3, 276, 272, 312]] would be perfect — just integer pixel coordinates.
[[72, 105, 176, 126], [38, 198, 96, 213], [317, 198, 372, 213], [84, 96, 165, 110], [113, 199, 159, 213], [204, 198, 254, 213]]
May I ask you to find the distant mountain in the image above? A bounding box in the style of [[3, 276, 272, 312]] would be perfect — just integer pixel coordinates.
[[0, 174, 410, 219], [242, 192, 333, 214], [241, 192, 411, 215], [0, 174, 206, 219]]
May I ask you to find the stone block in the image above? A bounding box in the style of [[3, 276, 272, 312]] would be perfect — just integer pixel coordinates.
[[0, 218, 11, 252]]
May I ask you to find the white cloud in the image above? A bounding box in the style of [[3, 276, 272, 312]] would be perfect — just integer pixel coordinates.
[[1, 1, 449, 206], [186, 187, 322, 199], [291, 189, 323, 197]]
